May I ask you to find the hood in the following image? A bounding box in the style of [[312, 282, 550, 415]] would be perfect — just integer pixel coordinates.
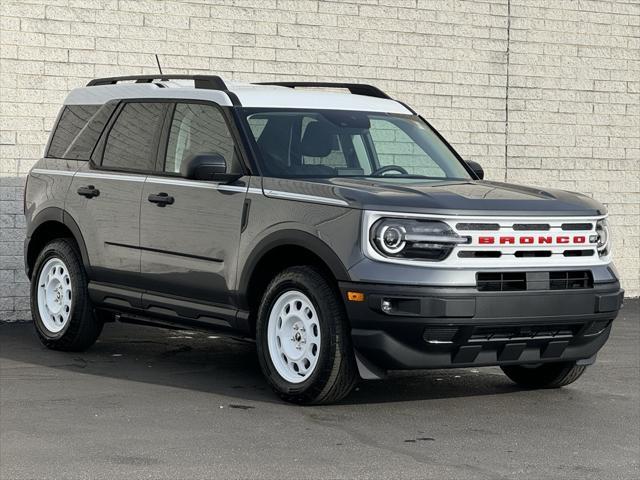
[[261, 177, 607, 216]]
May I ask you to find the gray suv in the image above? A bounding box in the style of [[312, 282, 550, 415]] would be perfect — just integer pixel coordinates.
[[24, 75, 624, 404]]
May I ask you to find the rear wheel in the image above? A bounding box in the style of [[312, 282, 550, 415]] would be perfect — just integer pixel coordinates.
[[256, 266, 357, 404], [30, 238, 102, 351], [501, 361, 587, 388]]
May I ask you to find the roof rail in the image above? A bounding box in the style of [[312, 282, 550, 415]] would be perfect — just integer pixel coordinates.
[[254, 81, 392, 100], [86, 75, 228, 91]]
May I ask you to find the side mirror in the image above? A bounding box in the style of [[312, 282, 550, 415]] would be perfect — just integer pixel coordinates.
[[466, 160, 484, 180], [181, 153, 232, 181]]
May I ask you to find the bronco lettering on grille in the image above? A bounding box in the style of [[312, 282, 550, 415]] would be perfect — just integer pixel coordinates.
[[477, 235, 589, 245]]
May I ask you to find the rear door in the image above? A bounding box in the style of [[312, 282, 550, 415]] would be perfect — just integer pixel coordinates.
[[66, 101, 167, 289], [139, 102, 249, 319]]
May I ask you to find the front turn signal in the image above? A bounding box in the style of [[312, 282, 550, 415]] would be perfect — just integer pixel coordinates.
[[347, 291, 365, 302]]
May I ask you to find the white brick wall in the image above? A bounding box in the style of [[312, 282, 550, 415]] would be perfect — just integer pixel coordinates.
[[0, 0, 638, 320]]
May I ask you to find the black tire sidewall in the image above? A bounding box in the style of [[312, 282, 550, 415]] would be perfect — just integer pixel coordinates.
[[30, 240, 86, 341], [256, 270, 340, 398]]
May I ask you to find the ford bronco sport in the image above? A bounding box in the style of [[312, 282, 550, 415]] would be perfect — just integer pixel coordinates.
[[24, 75, 624, 404]]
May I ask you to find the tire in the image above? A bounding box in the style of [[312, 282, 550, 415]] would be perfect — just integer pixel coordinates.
[[30, 238, 102, 351], [256, 266, 358, 405], [501, 361, 587, 389]]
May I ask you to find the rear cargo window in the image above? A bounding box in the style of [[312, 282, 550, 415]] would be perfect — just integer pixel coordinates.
[[47, 104, 114, 160]]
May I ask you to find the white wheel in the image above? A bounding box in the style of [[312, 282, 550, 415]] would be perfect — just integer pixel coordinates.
[[267, 290, 321, 384], [256, 267, 357, 404], [36, 257, 73, 333]]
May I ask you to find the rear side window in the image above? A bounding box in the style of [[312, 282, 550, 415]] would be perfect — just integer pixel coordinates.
[[102, 102, 165, 171], [164, 103, 239, 174], [47, 104, 113, 160]]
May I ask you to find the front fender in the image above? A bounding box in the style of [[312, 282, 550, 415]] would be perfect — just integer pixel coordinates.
[[236, 227, 350, 306]]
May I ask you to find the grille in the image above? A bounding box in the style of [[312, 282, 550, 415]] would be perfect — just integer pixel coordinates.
[[477, 271, 593, 291], [513, 223, 550, 231], [422, 322, 589, 346], [514, 250, 552, 257], [563, 249, 594, 257], [477, 272, 527, 291], [364, 212, 608, 269], [456, 223, 500, 231], [561, 223, 593, 231], [549, 271, 594, 290], [468, 324, 580, 342], [458, 251, 501, 258], [422, 326, 458, 344]]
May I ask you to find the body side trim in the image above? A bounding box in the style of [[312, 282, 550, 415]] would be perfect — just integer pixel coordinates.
[[30, 168, 76, 177], [76, 171, 146, 182], [28, 169, 258, 195], [106, 241, 223, 263], [263, 189, 349, 207]]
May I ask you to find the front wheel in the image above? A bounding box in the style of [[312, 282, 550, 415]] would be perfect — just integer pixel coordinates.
[[30, 238, 102, 351], [501, 361, 587, 389], [256, 266, 357, 404]]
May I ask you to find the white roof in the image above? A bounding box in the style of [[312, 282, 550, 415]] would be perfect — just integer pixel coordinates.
[[64, 79, 412, 114]]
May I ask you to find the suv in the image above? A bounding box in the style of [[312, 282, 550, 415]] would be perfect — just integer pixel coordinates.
[[24, 75, 623, 404]]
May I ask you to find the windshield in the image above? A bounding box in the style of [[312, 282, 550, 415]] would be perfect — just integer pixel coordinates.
[[241, 109, 471, 181]]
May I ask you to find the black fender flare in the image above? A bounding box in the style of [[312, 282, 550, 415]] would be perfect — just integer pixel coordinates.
[[25, 207, 91, 278], [237, 229, 350, 307]]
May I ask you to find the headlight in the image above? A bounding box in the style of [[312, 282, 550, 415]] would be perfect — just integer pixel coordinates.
[[595, 218, 610, 256], [370, 218, 470, 261]]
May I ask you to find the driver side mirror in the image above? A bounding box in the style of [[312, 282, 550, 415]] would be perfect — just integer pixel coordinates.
[[466, 160, 484, 180], [180, 153, 239, 182]]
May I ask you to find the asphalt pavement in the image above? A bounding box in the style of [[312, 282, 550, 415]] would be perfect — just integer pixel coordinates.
[[1, 300, 638, 479]]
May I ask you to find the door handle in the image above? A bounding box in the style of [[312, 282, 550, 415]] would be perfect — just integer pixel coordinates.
[[148, 192, 174, 207], [77, 185, 100, 198]]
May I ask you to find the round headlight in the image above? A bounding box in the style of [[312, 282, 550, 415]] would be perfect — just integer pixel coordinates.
[[377, 224, 406, 254]]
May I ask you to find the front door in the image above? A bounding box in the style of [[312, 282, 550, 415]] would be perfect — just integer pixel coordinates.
[[139, 102, 248, 315]]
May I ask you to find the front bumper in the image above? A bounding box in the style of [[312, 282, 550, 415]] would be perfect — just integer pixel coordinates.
[[340, 280, 624, 374]]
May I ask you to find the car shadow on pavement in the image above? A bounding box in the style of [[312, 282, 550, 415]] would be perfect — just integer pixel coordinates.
[[0, 320, 522, 406]]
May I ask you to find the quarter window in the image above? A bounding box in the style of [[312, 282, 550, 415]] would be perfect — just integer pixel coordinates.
[[164, 103, 239, 174], [48, 104, 114, 160], [102, 102, 165, 171]]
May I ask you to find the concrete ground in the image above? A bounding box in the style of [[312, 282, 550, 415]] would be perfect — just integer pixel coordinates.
[[1, 300, 638, 480]]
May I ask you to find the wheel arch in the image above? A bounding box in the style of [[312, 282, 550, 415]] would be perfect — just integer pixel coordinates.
[[25, 207, 91, 279], [237, 229, 350, 315]]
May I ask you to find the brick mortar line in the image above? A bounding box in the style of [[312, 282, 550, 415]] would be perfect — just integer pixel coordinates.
[[503, 0, 511, 182]]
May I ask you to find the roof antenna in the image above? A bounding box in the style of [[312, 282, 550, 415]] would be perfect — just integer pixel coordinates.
[[155, 54, 163, 75]]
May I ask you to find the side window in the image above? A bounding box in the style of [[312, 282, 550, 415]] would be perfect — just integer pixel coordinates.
[[164, 103, 240, 174], [369, 119, 446, 177], [102, 102, 165, 171], [48, 104, 110, 160]]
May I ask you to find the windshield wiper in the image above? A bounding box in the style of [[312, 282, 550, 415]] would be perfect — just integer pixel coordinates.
[[366, 174, 449, 180]]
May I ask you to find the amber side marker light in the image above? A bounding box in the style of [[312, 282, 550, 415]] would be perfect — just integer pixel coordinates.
[[347, 291, 365, 302]]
